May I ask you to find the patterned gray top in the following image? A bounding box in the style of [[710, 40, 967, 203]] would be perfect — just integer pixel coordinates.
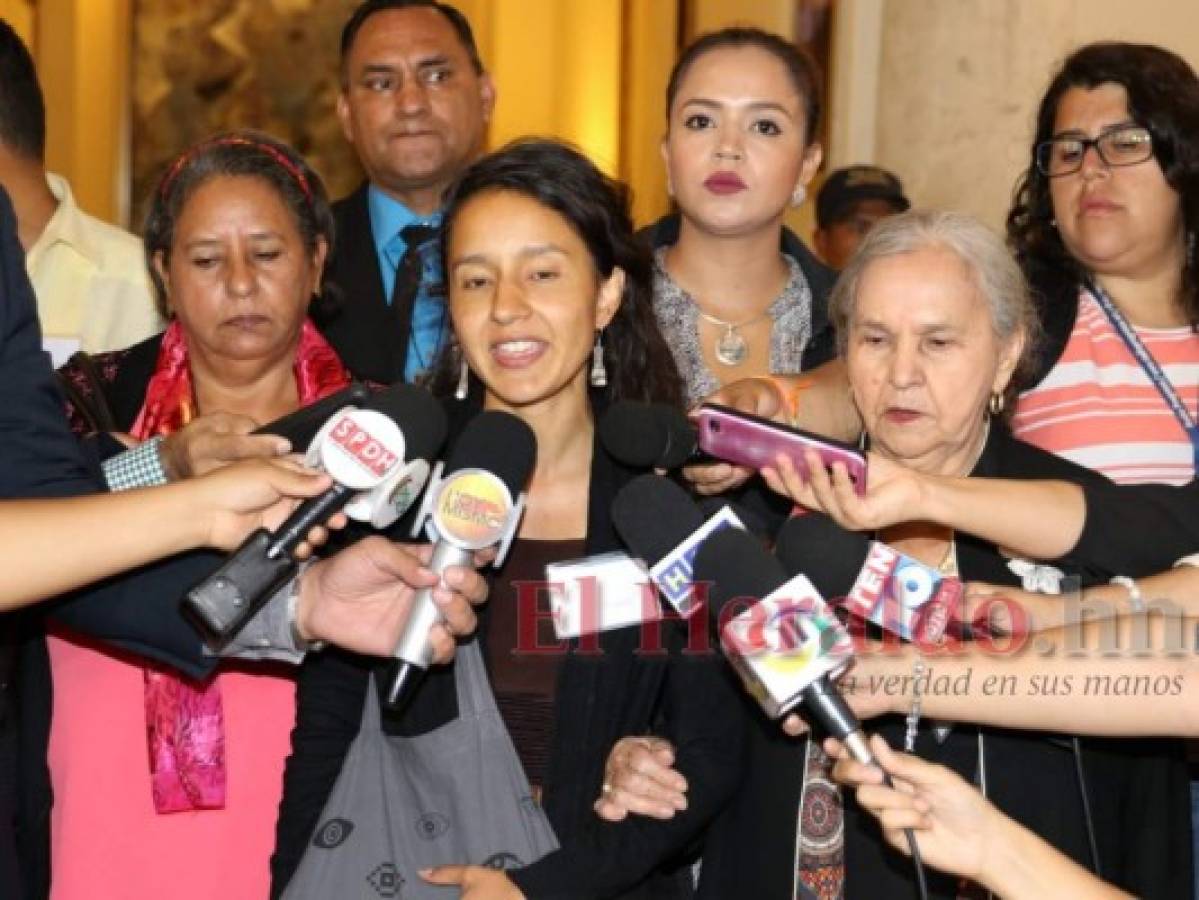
[[651, 247, 814, 406]]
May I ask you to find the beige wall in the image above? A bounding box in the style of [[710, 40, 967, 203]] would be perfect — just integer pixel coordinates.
[[865, 0, 1199, 232]]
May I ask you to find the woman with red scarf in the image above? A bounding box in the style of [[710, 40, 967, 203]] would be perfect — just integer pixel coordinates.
[[48, 132, 352, 900]]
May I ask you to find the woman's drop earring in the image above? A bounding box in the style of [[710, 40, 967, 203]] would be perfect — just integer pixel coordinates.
[[590, 331, 608, 388], [454, 353, 470, 400], [790, 185, 807, 207], [989, 391, 1005, 416]]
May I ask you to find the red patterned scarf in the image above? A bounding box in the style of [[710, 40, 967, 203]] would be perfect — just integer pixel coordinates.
[[135, 318, 350, 813]]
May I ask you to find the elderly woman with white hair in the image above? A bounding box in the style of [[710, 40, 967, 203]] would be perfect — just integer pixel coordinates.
[[697, 209, 1155, 899], [604, 210, 1168, 899]]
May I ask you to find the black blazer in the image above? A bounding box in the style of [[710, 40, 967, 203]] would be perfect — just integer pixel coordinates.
[[321, 183, 417, 385], [272, 401, 746, 900], [697, 425, 1192, 900]]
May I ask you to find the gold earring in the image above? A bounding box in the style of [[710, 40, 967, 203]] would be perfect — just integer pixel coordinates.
[[989, 391, 1005, 416]]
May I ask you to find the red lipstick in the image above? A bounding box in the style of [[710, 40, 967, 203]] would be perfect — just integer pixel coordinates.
[[704, 171, 747, 194]]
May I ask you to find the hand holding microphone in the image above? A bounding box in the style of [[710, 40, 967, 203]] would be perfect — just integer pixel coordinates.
[[696, 527, 931, 898], [383, 410, 536, 709], [185, 383, 447, 645]]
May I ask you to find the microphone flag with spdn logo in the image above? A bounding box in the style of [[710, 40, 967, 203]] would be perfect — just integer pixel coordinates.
[[185, 383, 448, 644]]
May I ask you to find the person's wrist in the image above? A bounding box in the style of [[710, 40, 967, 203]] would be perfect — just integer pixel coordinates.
[[158, 433, 184, 482], [289, 560, 325, 651], [292, 561, 320, 644], [976, 802, 1035, 895], [919, 470, 959, 529]]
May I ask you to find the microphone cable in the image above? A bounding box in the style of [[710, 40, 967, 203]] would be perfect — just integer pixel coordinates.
[[1071, 736, 1102, 878], [871, 768, 929, 900]]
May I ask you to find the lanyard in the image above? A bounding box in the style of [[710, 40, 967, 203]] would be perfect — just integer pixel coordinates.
[[1086, 280, 1199, 471]]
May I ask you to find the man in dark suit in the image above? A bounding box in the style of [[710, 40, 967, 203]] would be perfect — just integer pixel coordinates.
[[321, 0, 495, 384]]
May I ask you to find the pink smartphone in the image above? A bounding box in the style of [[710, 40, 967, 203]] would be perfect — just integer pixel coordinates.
[[694, 403, 868, 494]]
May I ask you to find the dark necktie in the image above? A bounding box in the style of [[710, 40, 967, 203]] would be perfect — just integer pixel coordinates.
[[389, 223, 438, 380]]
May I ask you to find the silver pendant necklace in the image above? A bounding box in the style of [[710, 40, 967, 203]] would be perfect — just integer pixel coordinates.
[[697, 309, 770, 366]]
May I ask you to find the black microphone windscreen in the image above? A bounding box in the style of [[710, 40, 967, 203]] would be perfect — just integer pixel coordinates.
[[365, 383, 449, 462], [693, 527, 788, 618], [599, 402, 696, 469], [611, 473, 705, 566], [445, 410, 537, 496], [774, 515, 870, 601]]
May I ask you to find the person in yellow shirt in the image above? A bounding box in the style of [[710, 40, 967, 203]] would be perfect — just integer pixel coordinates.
[[0, 20, 161, 362]]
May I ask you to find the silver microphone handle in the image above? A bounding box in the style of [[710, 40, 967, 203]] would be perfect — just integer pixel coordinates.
[[391, 541, 475, 669]]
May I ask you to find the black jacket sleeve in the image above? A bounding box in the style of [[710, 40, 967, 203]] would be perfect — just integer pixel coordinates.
[[510, 651, 746, 900], [1068, 479, 1199, 576], [0, 188, 96, 501]]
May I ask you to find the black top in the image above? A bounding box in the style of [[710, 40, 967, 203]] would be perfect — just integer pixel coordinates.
[[271, 404, 747, 900], [696, 424, 1193, 900]]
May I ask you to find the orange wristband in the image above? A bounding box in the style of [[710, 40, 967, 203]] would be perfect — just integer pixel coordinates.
[[753, 375, 813, 426]]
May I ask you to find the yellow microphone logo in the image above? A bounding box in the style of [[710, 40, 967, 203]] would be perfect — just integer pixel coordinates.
[[432, 469, 514, 548]]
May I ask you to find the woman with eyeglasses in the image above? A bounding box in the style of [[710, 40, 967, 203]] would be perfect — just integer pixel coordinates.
[[1004, 41, 1199, 900]]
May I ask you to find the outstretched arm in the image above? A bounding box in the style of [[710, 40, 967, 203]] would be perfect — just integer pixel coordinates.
[[0, 458, 332, 609], [830, 735, 1131, 899]]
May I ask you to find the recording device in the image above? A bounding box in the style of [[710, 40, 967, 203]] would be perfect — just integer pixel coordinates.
[[692, 527, 874, 765], [184, 384, 448, 645], [384, 411, 536, 709], [694, 403, 868, 493], [775, 516, 962, 644], [252, 382, 371, 447], [610, 473, 746, 617], [844, 542, 961, 643], [597, 401, 707, 468], [759, 519, 940, 900]]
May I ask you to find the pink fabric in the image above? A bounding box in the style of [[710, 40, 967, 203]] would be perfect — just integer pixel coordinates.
[[131, 320, 349, 813], [47, 635, 295, 900], [47, 317, 350, 895]]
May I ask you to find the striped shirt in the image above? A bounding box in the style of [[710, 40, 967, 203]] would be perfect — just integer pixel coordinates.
[[1013, 290, 1199, 485]]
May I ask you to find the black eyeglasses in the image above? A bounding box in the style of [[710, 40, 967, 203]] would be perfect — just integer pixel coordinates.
[[1035, 124, 1154, 177]]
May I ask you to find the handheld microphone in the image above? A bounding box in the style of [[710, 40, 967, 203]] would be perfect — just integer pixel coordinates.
[[252, 381, 371, 447], [610, 473, 745, 617], [184, 384, 448, 644], [692, 527, 871, 764], [598, 402, 704, 469], [700, 524, 933, 900], [775, 517, 961, 644], [384, 410, 536, 709]]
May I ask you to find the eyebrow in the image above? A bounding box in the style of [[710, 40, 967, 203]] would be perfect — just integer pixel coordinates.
[[1050, 119, 1139, 139], [359, 54, 452, 75], [182, 231, 284, 248], [855, 318, 960, 334], [680, 97, 795, 118], [451, 243, 569, 269]]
